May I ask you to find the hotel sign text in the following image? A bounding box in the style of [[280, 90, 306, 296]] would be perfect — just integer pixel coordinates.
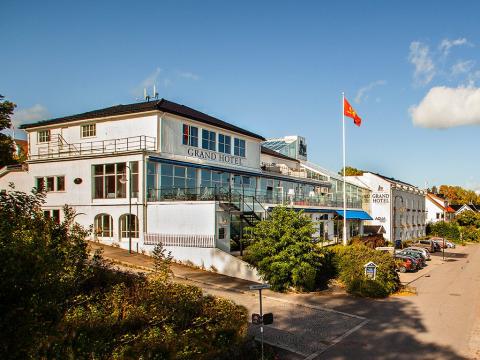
[[187, 148, 243, 166]]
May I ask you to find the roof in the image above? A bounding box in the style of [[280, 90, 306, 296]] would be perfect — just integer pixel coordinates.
[[260, 146, 299, 162], [19, 99, 265, 140], [369, 172, 418, 188]]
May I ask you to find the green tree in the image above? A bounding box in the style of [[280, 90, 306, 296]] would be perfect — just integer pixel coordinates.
[[0, 186, 90, 358], [0, 95, 17, 167], [439, 185, 480, 205], [339, 166, 364, 176], [244, 207, 324, 291]]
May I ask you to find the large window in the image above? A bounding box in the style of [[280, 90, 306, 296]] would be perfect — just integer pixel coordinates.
[[160, 164, 196, 190], [201, 169, 230, 189], [35, 176, 65, 192], [218, 134, 231, 154], [38, 130, 51, 143], [81, 124, 96, 138], [182, 124, 198, 147], [94, 214, 113, 237], [130, 161, 139, 197], [93, 163, 130, 199], [202, 129, 216, 151], [234, 138, 246, 157], [119, 214, 139, 238]]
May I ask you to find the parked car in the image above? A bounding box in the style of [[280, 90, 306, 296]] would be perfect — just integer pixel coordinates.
[[411, 239, 437, 252], [431, 237, 447, 249], [396, 256, 415, 273], [445, 240, 456, 249], [396, 250, 426, 267], [396, 254, 421, 270], [404, 246, 431, 260]]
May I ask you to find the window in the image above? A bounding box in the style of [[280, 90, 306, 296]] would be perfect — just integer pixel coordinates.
[[46, 177, 54, 192], [43, 209, 61, 223], [92, 163, 130, 199], [38, 130, 51, 143], [218, 227, 226, 239], [119, 214, 139, 238], [35, 176, 65, 192], [56, 176, 65, 191], [218, 134, 231, 154], [202, 129, 216, 151], [182, 124, 198, 147], [201, 169, 230, 189], [130, 161, 139, 198], [36, 177, 45, 191], [81, 124, 96, 138], [234, 138, 246, 157], [94, 214, 113, 237]]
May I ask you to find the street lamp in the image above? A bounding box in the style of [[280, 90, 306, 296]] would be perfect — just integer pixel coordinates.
[[119, 164, 132, 254]]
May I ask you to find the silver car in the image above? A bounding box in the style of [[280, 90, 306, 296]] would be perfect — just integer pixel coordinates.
[[404, 246, 431, 260]]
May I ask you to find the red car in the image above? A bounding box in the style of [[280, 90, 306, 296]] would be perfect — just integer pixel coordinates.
[[396, 256, 415, 273]]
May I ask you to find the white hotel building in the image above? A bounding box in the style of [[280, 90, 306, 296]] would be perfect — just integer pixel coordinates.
[[347, 172, 426, 244], [0, 99, 372, 281]]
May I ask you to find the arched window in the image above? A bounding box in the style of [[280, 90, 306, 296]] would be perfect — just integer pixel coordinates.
[[119, 214, 139, 238], [94, 214, 113, 237]]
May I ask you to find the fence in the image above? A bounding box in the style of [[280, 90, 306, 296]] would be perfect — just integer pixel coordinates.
[[144, 233, 215, 248]]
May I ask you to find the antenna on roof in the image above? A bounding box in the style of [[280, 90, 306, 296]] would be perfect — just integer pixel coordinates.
[[153, 84, 158, 100], [142, 85, 158, 102]]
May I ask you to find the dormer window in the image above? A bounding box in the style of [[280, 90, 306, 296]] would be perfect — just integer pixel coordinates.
[[38, 130, 51, 143], [81, 124, 96, 138]]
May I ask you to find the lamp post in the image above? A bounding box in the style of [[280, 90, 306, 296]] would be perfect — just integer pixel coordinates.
[[120, 164, 132, 254], [393, 195, 404, 248]]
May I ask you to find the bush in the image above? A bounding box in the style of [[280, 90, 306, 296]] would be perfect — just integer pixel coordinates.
[[427, 221, 460, 242], [244, 207, 327, 292], [0, 187, 249, 359], [325, 245, 399, 298]]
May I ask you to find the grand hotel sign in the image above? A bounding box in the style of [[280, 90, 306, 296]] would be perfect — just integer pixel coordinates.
[[187, 147, 243, 166]]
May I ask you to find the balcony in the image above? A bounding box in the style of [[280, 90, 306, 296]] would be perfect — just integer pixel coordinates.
[[147, 186, 363, 209], [30, 135, 156, 160]]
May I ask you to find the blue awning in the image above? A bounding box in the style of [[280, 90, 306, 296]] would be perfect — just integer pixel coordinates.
[[335, 210, 373, 220]]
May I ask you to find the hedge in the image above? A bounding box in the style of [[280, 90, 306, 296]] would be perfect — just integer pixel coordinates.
[[325, 245, 400, 298]]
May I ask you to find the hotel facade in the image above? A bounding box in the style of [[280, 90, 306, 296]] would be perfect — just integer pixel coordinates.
[[347, 172, 427, 243], [0, 99, 372, 281]]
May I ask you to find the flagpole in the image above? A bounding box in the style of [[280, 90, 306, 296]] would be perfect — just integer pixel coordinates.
[[342, 92, 347, 246]]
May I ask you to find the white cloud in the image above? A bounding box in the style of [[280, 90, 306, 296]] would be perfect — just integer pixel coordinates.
[[410, 86, 480, 128], [354, 80, 386, 104], [409, 41, 436, 86], [439, 38, 470, 57], [178, 71, 200, 81], [12, 104, 49, 127], [451, 60, 475, 76]]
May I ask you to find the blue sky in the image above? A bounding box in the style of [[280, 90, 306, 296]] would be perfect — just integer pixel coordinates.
[[2, 1, 480, 190]]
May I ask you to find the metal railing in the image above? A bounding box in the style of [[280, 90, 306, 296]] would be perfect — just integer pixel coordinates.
[[147, 185, 363, 209], [144, 233, 215, 247], [30, 135, 156, 160]]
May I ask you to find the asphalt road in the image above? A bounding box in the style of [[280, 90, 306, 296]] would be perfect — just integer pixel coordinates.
[[316, 244, 480, 360]]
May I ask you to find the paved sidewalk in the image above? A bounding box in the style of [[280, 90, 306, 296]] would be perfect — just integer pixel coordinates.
[[88, 241, 368, 359]]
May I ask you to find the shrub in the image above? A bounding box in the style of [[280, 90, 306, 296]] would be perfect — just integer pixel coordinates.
[[325, 245, 399, 298], [0, 187, 249, 359], [244, 207, 326, 291], [427, 221, 460, 242]]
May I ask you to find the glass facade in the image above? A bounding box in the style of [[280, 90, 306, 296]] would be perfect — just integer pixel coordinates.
[[145, 160, 365, 208]]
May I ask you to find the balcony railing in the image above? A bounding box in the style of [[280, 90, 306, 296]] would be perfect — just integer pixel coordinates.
[[147, 186, 363, 209], [30, 135, 156, 160]]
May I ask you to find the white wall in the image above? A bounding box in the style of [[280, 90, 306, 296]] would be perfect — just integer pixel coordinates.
[[160, 114, 262, 171], [28, 114, 158, 157], [146, 202, 216, 235], [425, 197, 444, 223]]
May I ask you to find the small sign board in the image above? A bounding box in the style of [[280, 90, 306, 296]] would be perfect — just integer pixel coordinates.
[[249, 284, 271, 290], [252, 313, 262, 325], [364, 261, 378, 280], [262, 313, 274, 325]]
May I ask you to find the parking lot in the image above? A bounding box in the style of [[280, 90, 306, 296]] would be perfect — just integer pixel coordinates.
[[398, 245, 468, 285]]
